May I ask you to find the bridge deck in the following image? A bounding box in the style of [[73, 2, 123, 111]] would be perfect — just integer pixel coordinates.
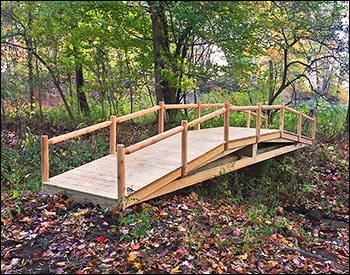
[[43, 127, 279, 204], [41, 103, 316, 208]]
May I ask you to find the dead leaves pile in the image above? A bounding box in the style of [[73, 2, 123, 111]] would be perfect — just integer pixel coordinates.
[[1, 138, 349, 274]]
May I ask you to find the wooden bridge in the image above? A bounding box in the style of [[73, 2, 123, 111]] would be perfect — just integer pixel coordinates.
[[41, 102, 316, 208]]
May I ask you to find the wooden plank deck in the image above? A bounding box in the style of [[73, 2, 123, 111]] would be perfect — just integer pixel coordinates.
[[43, 127, 278, 201]]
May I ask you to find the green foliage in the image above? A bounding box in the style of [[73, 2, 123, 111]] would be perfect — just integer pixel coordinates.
[[1, 129, 41, 192], [119, 207, 156, 241]]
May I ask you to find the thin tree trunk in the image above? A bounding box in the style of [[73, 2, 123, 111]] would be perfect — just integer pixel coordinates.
[[27, 5, 34, 111], [35, 51, 42, 117], [76, 65, 90, 115]]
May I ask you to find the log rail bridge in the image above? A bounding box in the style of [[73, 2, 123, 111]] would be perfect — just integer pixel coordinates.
[[41, 102, 316, 208]]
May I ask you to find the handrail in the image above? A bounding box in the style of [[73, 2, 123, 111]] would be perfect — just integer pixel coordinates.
[[118, 106, 160, 123], [164, 103, 197, 109], [48, 120, 112, 145], [125, 125, 184, 154], [188, 108, 226, 128]]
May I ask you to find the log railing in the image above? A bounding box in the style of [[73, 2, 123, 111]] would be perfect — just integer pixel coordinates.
[[41, 101, 316, 199]]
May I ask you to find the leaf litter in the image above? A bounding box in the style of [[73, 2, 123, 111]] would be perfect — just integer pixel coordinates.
[[1, 138, 348, 274]]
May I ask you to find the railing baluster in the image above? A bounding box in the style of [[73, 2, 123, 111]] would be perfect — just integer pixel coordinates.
[[279, 102, 285, 133], [158, 101, 165, 133], [117, 144, 126, 198], [247, 110, 251, 128], [224, 102, 230, 150], [110, 116, 117, 155], [312, 117, 317, 143], [196, 101, 201, 130], [297, 112, 302, 141], [181, 120, 188, 177], [41, 135, 49, 182], [256, 103, 262, 143]]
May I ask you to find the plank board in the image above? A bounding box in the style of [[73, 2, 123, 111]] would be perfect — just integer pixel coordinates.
[[42, 127, 300, 205]]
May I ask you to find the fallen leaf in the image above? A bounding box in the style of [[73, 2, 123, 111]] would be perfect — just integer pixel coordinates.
[[131, 243, 140, 250], [133, 261, 142, 269], [177, 225, 186, 232], [96, 235, 105, 243], [170, 266, 182, 274], [127, 252, 138, 263]]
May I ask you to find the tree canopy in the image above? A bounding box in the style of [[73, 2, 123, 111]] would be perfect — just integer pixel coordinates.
[[1, 1, 348, 121]]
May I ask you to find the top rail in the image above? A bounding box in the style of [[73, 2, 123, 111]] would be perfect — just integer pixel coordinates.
[[201, 103, 225, 108], [48, 121, 112, 145], [118, 106, 160, 123], [188, 108, 226, 128], [125, 126, 184, 154], [164, 103, 197, 109]]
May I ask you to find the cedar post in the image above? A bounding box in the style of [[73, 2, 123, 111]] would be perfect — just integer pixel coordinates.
[[312, 117, 317, 143], [117, 144, 126, 198], [224, 102, 230, 150], [41, 135, 49, 182], [196, 101, 201, 130], [158, 101, 165, 133], [181, 120, 188, 177], [110, 116, 117, 155], [247, 111, 251, 128], [279, 102, 285, 133], [297, 112, 302, 141], [256, 103, 262, 143]]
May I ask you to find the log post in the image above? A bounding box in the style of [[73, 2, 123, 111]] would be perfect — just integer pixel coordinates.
[[279, 102, 285, 133], [256, 103, 262, 143], [158, 101, 165, 133], [110, 116, 117, 155], [297, 112, 302, 141], [181, 120, 188, 177], [247, 110, 251, 128], [117, 144, 126, 198], [224, 102, 230, 150], [41, 135, 49, 182], [196, 101, 201, 130], [264, 116, 268, 129], [312, 117, 317, 143]]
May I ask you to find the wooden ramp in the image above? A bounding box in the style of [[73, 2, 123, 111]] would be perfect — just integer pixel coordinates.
[[41, 103, 316, 208]]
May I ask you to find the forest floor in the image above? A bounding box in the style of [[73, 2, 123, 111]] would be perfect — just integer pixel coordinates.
[[1, 136, 349, 274]]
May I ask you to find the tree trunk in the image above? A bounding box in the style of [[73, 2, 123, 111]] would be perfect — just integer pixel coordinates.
[[149, 1, 164, 104], [76, 65, 90, 115], [148, 1, 177, 104], [27, 5, 34, 111]]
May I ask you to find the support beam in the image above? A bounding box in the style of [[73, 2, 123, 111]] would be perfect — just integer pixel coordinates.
[[233, 144, 257, 158], [133, 144, 305, 205]]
